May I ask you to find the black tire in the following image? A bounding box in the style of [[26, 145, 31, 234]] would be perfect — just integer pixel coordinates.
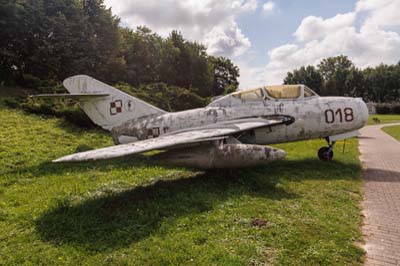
[[318, 146, 334, 161]]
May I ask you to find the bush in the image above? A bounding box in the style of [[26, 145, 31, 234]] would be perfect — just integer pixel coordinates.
[[391, 104, 400, 114], [3, 78, 94, 128], [20, 98, 97, 129], [6, 80, 208, 129], [168, 85, 207, 111], [3, 97, 22, 109], [37, 79, 65, 93], [115, 82, 208, 112], [58, 108, 96, 128], [19, 74, 42, 89], [376, 104, 391, 114], [14, 75, 64, 93]]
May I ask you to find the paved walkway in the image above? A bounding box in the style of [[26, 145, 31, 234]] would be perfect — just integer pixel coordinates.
[[359, 123, 400, 266]]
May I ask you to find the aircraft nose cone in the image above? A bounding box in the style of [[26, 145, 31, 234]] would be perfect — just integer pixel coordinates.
[[360, 99, 369, 126]]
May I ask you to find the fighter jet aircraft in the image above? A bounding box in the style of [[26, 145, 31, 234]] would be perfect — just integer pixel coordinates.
[[32, 75, 368, 168]]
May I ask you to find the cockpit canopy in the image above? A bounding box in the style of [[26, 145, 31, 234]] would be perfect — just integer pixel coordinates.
[[231, 88, 264, 101], [208, 85, 318, 107], [265, 85, 301, 99]]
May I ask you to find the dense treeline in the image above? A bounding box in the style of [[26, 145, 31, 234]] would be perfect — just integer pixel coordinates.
[[2, 0, 399, 118], [284, 55, 400, 103], [0, 0, 239, 111]]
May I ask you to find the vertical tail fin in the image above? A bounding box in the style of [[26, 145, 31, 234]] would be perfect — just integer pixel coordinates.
[[63, 75, 166, 130]]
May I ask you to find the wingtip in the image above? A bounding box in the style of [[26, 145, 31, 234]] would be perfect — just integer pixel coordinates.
[[52, 155, 76, 163], [52, 158, 65, 163]]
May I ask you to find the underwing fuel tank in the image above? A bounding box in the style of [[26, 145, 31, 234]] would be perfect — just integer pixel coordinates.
[[151, 143, 286, 169]]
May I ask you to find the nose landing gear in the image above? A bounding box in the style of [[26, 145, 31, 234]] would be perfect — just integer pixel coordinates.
[[318, 138, 336, 161]]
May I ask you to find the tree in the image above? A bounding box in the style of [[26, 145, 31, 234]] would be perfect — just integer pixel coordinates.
[[209, 56, 239, 96], [81, 0, 124, 83], [0, 0, 27, 82], [0, 0, 241, 110], [187, 42, 213, 97], [317, 55, 354, 96], [282, 55, 400, 102], [344, 67, 365, 98], [284, 65, 323, 94], [363, 64, 400, 102], [160, 30, 214, 95], [121, 26, 163, 86], [0, 0, 124, 83]]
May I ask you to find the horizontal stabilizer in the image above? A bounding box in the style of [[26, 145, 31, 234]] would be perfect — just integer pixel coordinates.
[[29, 93, 109, 99]]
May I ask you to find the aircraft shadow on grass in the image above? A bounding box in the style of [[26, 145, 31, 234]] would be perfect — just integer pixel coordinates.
[[3, 152, 155, 179], [34, 158, 361, 252], [5, 146, 359, 179]]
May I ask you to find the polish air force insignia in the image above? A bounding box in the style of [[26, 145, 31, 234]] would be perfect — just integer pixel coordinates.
[[110, 100, 123, 115]]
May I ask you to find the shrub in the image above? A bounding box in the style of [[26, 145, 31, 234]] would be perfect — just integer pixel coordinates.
[[20, 98, 97, 129], [57, 108, 96, 128], [19, 74, 42, 89], [3, 78, 95, 128], [7, 80, 208, 129], [115, 82, 208, 111], [376, 104, 391, 114], [3, 97, 22, 109], [392, 104, 400, 114], [37, 79, 65, 93]]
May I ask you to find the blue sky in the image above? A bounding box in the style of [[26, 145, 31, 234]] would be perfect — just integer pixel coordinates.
[[104, 0, 400, 88], [237, 0, 357, 67]]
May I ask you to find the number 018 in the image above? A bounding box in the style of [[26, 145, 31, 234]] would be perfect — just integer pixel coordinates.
[[325, 108, 353, 123]]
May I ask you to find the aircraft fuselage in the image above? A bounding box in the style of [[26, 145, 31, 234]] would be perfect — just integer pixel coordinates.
[[111, 96, 368, 145]]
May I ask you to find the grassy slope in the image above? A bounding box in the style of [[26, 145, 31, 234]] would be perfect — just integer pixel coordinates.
[[0, 104, 364, 266], [382, 125, 400, 141], [368, 114, 400, 125]]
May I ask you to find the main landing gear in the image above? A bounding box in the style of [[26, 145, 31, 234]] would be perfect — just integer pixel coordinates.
[[318, 138, 336, 161]]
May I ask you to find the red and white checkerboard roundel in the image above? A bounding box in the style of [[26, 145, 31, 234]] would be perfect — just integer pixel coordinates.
[[110, 100, 123, 115]]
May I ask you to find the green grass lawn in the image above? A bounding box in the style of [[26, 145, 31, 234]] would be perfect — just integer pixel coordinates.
[[368, 114, 400, 125], [0, 103, 365, 266], [382, 125, 400, 141]]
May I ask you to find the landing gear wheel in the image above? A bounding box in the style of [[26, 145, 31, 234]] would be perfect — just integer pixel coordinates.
[[318, 147, 334, 161]]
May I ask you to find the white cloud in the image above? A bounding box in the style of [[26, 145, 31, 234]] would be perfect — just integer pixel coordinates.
[[104, 0, 257, 57], [356, 0, 400, 28], [237, 61, 266, 89], [262, 1, 275, 14], [204, 20, 251, 57], [234, 0, 258, 13], [294, 12, 356, 42], [264, 0, 400, 85]]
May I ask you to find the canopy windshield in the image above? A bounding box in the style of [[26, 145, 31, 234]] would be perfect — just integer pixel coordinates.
[[264, 85, 301, 100], [304, 86, 317, 97], [232, 88, 264, 101]]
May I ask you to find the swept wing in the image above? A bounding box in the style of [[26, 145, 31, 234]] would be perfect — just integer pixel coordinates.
[[54, 117, 291, 163]]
